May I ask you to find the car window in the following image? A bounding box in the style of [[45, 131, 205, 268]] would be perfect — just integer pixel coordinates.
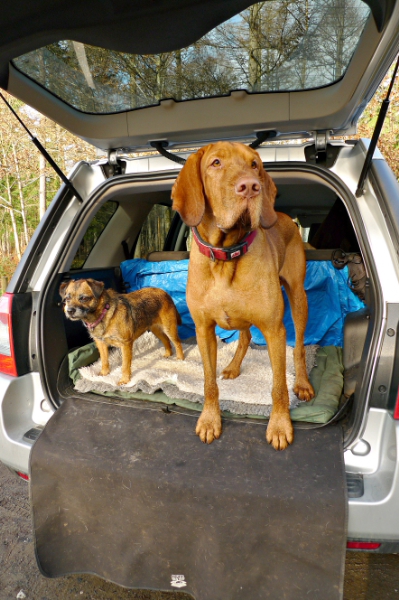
[[134, 204, 175, 259], [71, 200, 118, 269], [12, 0, 370, 114]]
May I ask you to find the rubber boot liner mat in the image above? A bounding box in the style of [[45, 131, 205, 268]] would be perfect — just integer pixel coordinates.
[[30, 397, 347, 599]]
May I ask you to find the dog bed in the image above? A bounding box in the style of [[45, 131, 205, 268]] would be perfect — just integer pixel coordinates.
[[69, 335, 344, 423]]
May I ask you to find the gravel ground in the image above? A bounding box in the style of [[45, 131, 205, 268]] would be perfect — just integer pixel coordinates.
[[1, 461, 399, 600]]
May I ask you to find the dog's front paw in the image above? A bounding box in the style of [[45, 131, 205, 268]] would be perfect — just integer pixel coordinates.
[[100, 367, 110, 377], [221, 365, 240, 379], [117, 376, 130, 386], [266, 413, 294, 451], [294, 380, 315, 402], [196, 412, 222, 444]]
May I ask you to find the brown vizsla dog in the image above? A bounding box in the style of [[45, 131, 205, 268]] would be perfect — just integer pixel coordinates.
[[171, 141, 314, 450]]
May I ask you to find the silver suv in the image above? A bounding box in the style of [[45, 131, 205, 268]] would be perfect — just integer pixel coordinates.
[[1, 0, 399, 593]]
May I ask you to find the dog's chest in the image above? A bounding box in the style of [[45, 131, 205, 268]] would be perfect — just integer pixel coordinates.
[[187, 248, 284, 329], [190, 269, 264, 329], [91, 321, 129, 346]]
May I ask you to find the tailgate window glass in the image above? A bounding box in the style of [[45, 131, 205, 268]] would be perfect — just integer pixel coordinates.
[[13, 0, 370, 114]]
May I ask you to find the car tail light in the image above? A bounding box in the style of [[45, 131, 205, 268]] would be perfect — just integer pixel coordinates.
[[16, 471, 29, 481], [394, 389, 399, 419], [0, 293, 17, 377], [347, 541, 381, 550]]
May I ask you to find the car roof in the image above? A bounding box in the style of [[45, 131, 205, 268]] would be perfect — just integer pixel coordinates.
[[1, 0, 399, 151]]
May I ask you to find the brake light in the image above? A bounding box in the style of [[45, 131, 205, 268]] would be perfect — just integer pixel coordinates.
[[16, 471, 29, 481], [0, 293, 17, 376], [394, 389, 399, 419], [347, 541, 381, 550]]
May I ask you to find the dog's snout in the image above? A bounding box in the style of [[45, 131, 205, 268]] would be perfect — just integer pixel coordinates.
[[67, 307, 76, 315], [235, 177, 261, 198]]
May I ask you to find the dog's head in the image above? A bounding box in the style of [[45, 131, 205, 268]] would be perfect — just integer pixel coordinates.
[[171, 141, 277, 231], [59, 278, 105, 321]]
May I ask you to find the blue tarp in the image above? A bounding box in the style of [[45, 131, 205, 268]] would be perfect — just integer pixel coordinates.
[[121, 258, 365, 347]]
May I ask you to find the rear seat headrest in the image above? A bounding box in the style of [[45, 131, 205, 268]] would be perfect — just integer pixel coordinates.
[[146, 251, 190, 262]]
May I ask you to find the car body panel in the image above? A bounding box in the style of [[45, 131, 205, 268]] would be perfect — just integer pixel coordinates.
[[345, 409, 399, 541], [0, 372, 53, 473]]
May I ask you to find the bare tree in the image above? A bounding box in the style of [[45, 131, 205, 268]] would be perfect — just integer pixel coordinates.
[[39, 153, 46, 220]]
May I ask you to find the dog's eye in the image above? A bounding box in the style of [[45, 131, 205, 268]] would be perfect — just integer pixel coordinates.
[[79, 295, 90, 302], [211, 158, 221, 167], [251, 160, 258, 169]]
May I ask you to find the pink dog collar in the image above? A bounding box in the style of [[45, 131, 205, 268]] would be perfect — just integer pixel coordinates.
[[192, 228, 257, 261], [84, 303, 110, 330]]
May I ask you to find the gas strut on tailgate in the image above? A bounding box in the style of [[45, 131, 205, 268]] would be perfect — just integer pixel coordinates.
[[0, 92, 83, 203], [356, 54, 399, 197]]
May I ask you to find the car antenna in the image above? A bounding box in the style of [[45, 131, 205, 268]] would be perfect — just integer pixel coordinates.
[[356, 53, 399, 198], [0, 92, 83, 203]]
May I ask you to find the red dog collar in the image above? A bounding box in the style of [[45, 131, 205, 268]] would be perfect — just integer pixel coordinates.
[[84, 303, 110, 330], [192, 228, 257, 261]]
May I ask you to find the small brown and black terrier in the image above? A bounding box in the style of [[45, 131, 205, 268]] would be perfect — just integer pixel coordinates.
[[60, 278, 184, 385]]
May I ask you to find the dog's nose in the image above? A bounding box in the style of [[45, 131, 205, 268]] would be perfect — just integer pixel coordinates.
[[67, 307, 76, 315], [235, 177, 261, 198]]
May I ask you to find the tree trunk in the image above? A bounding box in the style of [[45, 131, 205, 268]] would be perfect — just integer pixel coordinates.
[[8, 207, 21, 261], [11, 142, 29, 246], [0, 136, 21, 260], [248, 4, 263, 91], [155, 54, 168, 101], [299, 0, 310, 88], [334, 0, 345, 80], [175, 50, 182, 100], [39, 153, 47, 220]]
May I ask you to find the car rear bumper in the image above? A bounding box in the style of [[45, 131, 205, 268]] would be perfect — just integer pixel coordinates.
[[345, 408, 399, 541], [0, 371, 53, 473]]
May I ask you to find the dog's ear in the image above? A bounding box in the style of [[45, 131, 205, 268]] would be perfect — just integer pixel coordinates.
[[59, 281, 70, 299], [259, 165, 278, 229], [171, 147, 207, 227], [86, 279, 105, 299]]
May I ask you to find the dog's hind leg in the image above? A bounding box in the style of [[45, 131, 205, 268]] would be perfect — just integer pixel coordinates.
[[151, 324, 173, 358], [221, 328, 251, 379], [279, 232, 315, 402], [281, 276, 314, 402], [157, 316, 185, 361]]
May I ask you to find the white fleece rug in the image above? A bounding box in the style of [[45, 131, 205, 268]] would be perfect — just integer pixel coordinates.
[[75, 332, 318, 417]]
